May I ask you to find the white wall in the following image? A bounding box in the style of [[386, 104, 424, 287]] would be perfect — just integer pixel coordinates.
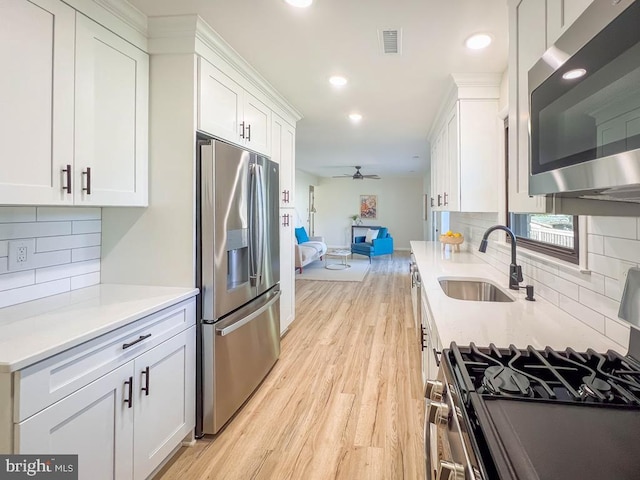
[[312, 176, 425, 250], [0, 207, 101, 308], [450, 212, 638, 350]]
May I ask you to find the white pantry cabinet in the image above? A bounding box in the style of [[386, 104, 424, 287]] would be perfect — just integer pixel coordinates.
[[199, 58, 271, 156], [10, 298, 196, 480], [508, 0, 592, 213], [0, 0, 149, 207], [271, 113, 296, 335], [429, 75, 500, 213]]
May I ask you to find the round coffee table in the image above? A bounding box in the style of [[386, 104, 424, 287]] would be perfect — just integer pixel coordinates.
[[324, 249, 352, 270]]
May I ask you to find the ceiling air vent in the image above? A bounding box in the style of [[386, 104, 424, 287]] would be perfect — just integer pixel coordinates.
[[379, 28, 402, 55]]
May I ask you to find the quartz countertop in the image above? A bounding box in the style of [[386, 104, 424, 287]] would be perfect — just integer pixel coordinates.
[[0, 284, 199, 372], [411, 241, 624, 353]]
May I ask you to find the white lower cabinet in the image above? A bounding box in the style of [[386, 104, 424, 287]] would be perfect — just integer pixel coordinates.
[[16, 362, 135, 480], [279, 215, 294, 335], [420, 287, 441, 385], [11, 299, 196, 480]]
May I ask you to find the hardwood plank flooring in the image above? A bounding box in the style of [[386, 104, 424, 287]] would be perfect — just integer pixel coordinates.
[[155, 251, 424, 479]]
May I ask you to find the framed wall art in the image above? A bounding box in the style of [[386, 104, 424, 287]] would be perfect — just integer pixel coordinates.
[[360, 195, 377, 219]]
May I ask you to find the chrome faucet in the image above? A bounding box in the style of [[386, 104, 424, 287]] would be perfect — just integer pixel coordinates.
[[478, 225, 523, 290]]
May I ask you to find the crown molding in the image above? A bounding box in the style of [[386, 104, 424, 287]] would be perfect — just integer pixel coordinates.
[[148, 15, 303, 123], [93, 0, 147, 35]]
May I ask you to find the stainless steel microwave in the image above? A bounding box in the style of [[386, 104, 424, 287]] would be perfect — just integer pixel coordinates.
[[528, 0, 640, 203]]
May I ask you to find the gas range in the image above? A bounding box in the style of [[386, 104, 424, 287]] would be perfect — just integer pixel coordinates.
[[425, 340, 640, 480]]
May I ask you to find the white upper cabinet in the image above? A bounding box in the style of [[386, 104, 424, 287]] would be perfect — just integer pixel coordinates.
[[0, 0, 75, 205], [0, 0, 149, 207], [546, 0, 594, 47], [75, 14, 149, 206], [271, 113, 296, 207], [508, 0, 549, 213], [429, 75, 500, 213], [198, 58, 272, 156]]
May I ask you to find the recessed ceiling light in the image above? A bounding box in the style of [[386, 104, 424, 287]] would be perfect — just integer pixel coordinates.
[[465, 33, 492, 50], [349, 113, 362, 122], [284, 0, 313, 7], [329, 75, 348, 87], [562, 68, 587, 80]]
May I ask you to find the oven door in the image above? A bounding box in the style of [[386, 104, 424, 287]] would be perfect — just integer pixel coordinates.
[[529, 0, 640, 197]]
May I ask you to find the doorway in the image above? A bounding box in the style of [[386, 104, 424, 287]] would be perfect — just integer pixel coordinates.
[[308, 185, 316, 236]]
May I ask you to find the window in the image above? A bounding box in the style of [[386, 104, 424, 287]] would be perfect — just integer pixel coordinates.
[[505, 120, 579, 264]]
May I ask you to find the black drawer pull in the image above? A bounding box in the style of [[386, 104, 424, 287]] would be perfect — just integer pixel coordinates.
[[122, 333, 152, 349], [124, 376, 133, 408], [141, 366, 150, 396], [82, 167, 91, 195], [62, 164, 72, 194]]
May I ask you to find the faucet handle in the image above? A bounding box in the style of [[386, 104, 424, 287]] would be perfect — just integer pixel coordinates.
[[516, 264, 523, 283]]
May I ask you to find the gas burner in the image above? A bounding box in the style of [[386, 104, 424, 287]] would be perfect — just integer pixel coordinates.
[[578, 376, 614, 401], [483, 365, 531, 396]]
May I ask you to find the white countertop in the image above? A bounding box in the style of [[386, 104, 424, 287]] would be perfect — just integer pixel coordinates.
[[411, 241, 624, 353], [0, 284, 199, 372]]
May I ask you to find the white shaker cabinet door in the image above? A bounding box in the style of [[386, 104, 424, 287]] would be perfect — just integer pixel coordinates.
[[198, 58, 243, 145], [547, 0, 593, 48], [0, 0, 75, 205], [16, 362, 135, 480], [75, 14, 149, 206], [279, 217, 294, 336], [243, 92, 271, 156], [132, 326, 195, 480]]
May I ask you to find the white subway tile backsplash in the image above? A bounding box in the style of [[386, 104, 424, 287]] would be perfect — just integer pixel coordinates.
[[72, 246, 101, 263], [37, 233, 101, 252], [71, 220, 101, 235], [588, 216, 637, 240], [0, 222, 71, 241], [0, 207, 36, 223], [0, 270, 35, 291], [579, 287, 620, 320], [71, 271, 100, 290], [587, 234, 604, 255], [36, 207, 101, 221], [604, 237, 640, 263], [558, 295, 605, 334], [0, 279, 71, 309], [0, 208, 101, 308], [605, 318, 630, 349], [36, 259, 100, 283], [451, 213, 640, 348]]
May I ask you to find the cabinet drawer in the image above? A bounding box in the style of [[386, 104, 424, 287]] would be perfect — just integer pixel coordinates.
[[14, 298, 195, 422]]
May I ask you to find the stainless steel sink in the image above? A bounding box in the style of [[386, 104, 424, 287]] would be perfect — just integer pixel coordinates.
[[438, 278, 515, 302]]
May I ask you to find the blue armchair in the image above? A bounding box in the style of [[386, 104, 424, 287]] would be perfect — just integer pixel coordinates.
[[351, 227, 394, 262]]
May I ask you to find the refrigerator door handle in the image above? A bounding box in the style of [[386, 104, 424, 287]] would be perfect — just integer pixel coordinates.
[[215, 289, 281, 336], [249, 163, 266, 286]]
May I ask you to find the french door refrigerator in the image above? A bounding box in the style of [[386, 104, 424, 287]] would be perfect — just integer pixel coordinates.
[[197, 138, 281, 436]]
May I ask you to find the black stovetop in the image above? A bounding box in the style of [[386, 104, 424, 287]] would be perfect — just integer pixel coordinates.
[[445, 343, 640, 480], [450, 342, 640, 406]]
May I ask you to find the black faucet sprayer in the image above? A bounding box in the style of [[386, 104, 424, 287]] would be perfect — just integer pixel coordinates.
[[478, 225, 523, 290]]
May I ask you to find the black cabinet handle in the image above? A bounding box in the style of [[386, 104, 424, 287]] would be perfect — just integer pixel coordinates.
[[437, 194, 442, 206], [122, 333, 152, 350], [124, 376, 133, 408], [141, 366, 150, 396], [246, 124, 251, 141], [433, 348, 442, 367], [444, 192, 448, 206], [240, 122, 245, 139], [420, 326, 426, 351], [430, 197, 434, 207], [62, 164, 72, 194], [82, 167, 91, 195]]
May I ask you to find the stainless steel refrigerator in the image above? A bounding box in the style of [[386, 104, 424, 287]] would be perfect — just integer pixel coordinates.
[[196, 138, 281, 436]]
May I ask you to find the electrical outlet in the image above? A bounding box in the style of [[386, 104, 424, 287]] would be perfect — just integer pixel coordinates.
[[8, 239, 35, 271]]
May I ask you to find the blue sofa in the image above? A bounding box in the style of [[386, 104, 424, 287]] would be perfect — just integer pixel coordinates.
[[351, 226, 394, 262]]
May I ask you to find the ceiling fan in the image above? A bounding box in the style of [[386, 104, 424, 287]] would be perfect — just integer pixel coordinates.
[[332, 166, 381, 180]]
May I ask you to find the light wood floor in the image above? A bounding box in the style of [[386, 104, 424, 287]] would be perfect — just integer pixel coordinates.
[[156, 251, 424, 479]]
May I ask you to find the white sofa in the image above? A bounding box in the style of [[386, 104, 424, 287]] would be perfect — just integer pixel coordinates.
[[295, 236, 327, 273]]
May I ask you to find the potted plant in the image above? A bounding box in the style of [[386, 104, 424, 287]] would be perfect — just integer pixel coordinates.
[[350, 214, 362, 226]]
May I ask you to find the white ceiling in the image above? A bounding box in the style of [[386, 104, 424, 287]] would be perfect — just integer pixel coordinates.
[[129, 0, 509, 179]]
